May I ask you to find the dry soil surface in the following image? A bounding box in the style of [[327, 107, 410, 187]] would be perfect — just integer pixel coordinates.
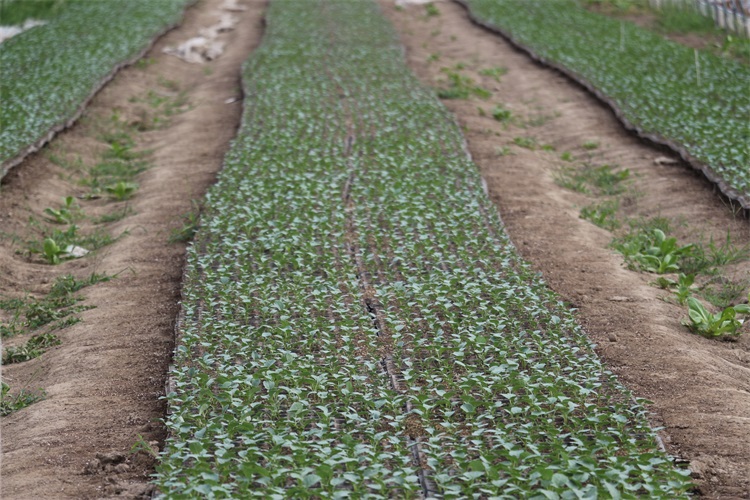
[[381, 1, 750, 498], [0, 0, 265, 497]]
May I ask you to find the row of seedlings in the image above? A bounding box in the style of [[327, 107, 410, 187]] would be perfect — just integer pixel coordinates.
[[156, 0, 693, 497]]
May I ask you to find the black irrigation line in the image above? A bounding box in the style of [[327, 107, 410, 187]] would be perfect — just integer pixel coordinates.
[[452, 0, 750, 215], [342, 141, 440, 499], [0, 0, 199, 183]]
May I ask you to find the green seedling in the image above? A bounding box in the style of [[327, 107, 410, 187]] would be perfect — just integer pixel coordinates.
[[684, 295, 750, 339], [105, 181, 138, 201], [582, 140, 599, 150], [675, 273, 696, 304], [43, 196, 80, 225], [657, 273, 696, 305], [42, 237, 65, 265]]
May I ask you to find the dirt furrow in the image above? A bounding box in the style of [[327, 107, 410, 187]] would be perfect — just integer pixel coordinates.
[[0, 0, 265, 497], [380, 0, 750, 497]]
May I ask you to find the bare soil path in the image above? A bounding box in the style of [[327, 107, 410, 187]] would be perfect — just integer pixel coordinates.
[[0, 0, 265, 497], [381, 1, 750, 497]]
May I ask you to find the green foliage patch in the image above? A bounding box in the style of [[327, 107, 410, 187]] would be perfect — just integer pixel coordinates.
[[156, 0, 692, 497]]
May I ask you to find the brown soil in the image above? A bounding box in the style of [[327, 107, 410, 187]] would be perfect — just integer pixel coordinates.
[[0, 0, 265, 497], [380, 0, 750, 498]]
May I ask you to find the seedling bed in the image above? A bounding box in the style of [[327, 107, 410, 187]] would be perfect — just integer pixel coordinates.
[[156, 0, 692, 497]]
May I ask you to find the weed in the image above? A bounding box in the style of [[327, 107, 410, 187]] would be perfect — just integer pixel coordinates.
[[720, 35, 750, 64], [523, 113, 558, 128], [135, 57, 156, 69], [84, 158, 148, 189], [560, 151, 574, 162], [424, 2, 439, 17], [555, 166, 589, 193], [426, 52, 441, 63], [49, 272, 112, 297], [579, 200, 620, 230], [46, 151, 84, 172], [54, 316, 82, 330], [494, 146, 513, 157], [591, 165, 629, 195], [2, 333, 61, 364], [582, 140, 600, 150], [93, 206, 134, 224], [491, 105, 512, 122], [436, 69, 491, 100], [559, 164, 630, 195], [478, 66, 508, 81], [513, 136, 537, 150], [1, 382, 44, 417], [0, 273, 109, 337], [131, 434, 160, 458], [680, 232, 750, 275], [157, 76, 180, 92], [698, 275, 750, 309], [169, 201, 202, 243]]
